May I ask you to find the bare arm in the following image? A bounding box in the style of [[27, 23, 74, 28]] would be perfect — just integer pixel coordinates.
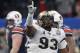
[[65, 36, 76, 53], [60, 48, 68, 53], [10, 34, 23, 53]]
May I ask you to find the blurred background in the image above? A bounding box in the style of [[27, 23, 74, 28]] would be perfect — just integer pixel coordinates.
[[0, 0, 80, 53]]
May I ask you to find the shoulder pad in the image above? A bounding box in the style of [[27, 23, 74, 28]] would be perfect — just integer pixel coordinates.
[[12, 27, 24, 34], [63, 25, 72, 35]]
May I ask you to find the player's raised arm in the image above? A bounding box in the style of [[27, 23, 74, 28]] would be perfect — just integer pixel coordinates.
[[25, 1, 37, 38], [25, 1, 36, 27]]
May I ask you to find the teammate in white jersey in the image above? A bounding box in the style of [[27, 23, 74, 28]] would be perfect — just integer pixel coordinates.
[[25, 1, 68, 53], [48, 10, 76, 53]]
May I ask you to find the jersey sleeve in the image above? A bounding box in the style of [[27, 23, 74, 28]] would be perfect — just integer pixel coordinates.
[[58, 40, 67, 49], [58, 29, 67, 49], [12, 27, 24, 34]]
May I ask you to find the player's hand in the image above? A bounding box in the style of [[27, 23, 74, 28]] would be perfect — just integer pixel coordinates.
[[27, 1, 36, 14]]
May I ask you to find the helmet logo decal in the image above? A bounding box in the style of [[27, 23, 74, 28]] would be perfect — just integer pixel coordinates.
[[15, 14, 19, 18]]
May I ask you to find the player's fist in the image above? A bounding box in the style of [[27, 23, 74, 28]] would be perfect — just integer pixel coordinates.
[[27, 1, 36, 14]]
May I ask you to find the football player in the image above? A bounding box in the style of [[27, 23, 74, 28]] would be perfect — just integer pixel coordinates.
[[25, 1, 68, 53], [48, 10, 76, 53], [49, 10, 76, 53], [6, 11, 27, 53], [63, 25, 76, 53]]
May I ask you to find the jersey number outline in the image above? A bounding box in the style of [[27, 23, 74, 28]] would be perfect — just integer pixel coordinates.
[[39, 37, 58, 50]]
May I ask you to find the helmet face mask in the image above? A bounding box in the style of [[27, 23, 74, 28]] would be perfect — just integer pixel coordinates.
[[7, 19, 14, 25], [37, 11, 54, 30], [6, 19, 15, 29]]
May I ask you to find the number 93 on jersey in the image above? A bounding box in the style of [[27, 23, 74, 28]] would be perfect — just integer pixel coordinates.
[[39, 37, 58, 50]]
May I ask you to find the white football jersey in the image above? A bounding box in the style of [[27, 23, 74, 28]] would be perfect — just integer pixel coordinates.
[[27, 21, 67, 53]]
